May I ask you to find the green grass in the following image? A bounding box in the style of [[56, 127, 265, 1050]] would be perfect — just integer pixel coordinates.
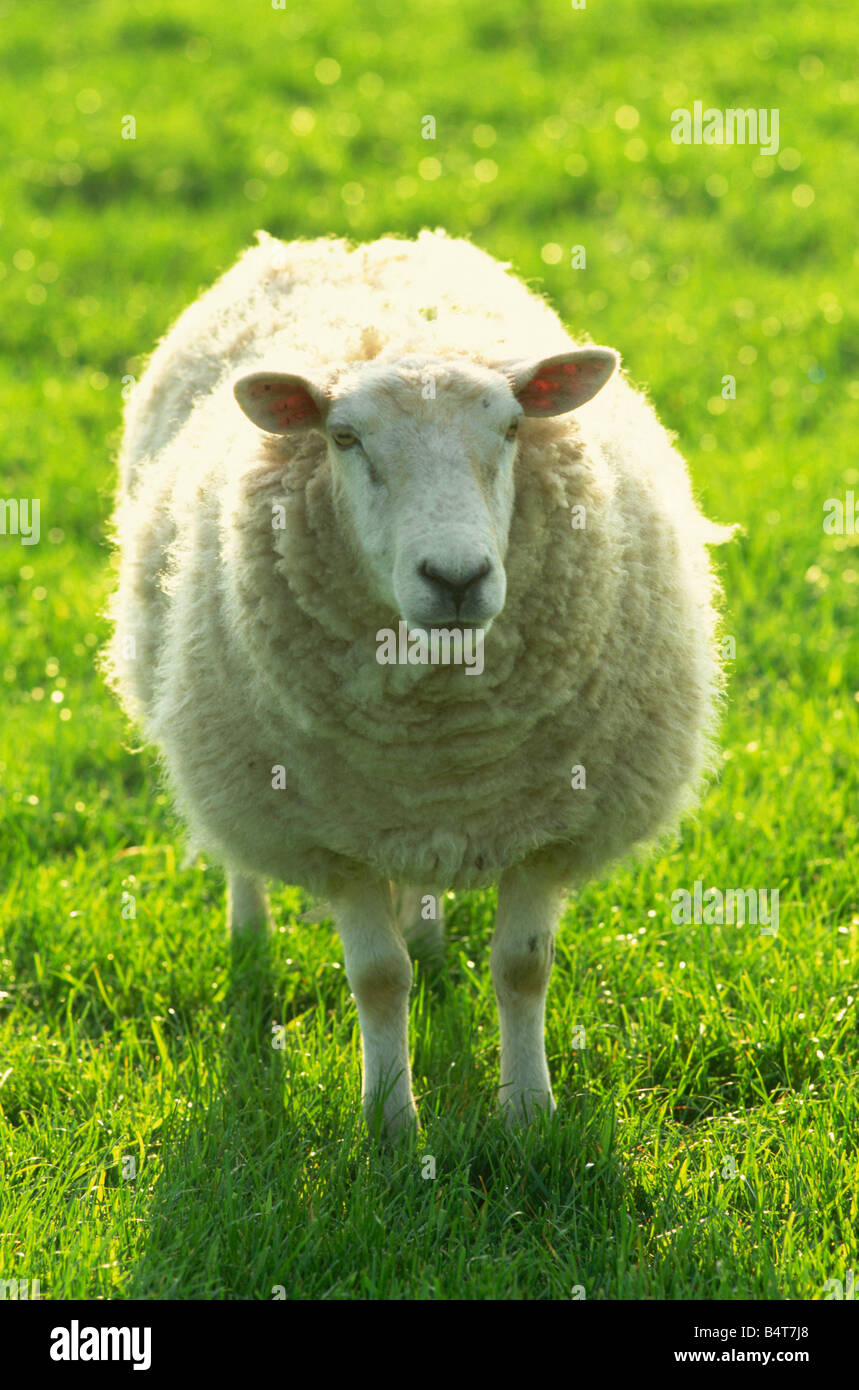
[[1, 0, 858, 1300]]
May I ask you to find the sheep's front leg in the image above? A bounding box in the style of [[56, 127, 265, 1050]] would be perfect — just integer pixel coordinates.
[[492, 861, 566, 1124], [228, 872, 270, 936], [332, 878, 417, 1138]]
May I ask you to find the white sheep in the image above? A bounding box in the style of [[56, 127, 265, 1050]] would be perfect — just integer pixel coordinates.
[[106, 230, 730, 1137]]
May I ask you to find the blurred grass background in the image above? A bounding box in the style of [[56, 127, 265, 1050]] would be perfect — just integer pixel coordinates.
[[0, 0, 857, 1299]]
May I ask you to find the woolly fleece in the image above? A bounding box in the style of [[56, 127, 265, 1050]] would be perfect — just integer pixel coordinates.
[[105, 230, 730, 897]]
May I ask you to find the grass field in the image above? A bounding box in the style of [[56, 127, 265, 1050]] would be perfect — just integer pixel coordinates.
[[1, 0, 858, 1300]]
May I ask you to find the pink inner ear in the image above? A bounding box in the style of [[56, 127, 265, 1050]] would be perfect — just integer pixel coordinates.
[[271, 389, 318, 424], [517, 361, 580, 411], [249, 379, 319, 425]]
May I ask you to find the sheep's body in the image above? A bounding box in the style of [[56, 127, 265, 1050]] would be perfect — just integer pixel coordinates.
[[106, 230, 729, 1134]]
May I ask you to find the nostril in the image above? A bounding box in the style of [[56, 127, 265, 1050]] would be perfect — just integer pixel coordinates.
[[418, 559, 444, 588], [466, 558, 491, 589], [418, 558, 492, 610]]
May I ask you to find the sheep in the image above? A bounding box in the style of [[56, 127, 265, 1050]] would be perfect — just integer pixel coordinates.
[[105, 229, 731, 1138]]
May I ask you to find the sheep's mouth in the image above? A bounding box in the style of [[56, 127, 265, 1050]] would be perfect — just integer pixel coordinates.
[[402, 600, 503, 633], [401, 618, 493, 638]]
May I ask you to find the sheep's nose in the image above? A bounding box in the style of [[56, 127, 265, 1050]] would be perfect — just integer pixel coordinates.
[[418, 558, 491, 613]]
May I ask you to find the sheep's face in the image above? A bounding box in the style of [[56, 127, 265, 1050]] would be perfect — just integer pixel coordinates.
[[234, 348, 617, 632]]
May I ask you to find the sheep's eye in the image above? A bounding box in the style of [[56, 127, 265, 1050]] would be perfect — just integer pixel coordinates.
[[331, 427, 359, 449], [505, 420, 519, 441]]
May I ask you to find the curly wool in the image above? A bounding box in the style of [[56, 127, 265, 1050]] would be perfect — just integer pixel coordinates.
[[105, 230, 731, 896]]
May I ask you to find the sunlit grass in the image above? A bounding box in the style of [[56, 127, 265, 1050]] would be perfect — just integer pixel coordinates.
[[1, 0, 857, 1299]]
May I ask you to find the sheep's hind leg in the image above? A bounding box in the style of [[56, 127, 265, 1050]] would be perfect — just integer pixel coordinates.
[[392, 883, 446, 965], [228, 872, 270, 936], [332, 878, 417, 1138], [492, 860, 567, 1125]]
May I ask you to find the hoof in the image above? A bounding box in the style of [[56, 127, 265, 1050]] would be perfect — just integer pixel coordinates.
[[498, 1088, 556, 1128]]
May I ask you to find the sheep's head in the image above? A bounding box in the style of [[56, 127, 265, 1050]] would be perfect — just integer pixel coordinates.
[[234, 349, 617, 632]]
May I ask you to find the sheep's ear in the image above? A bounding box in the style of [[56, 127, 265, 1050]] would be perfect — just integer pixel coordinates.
[[502, 348, 619, 416], [233, 371, 330, 432]]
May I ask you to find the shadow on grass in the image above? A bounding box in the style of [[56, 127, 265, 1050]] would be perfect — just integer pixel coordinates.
[[125, 925, 634, 1298], [127, 926, 291, 1298]]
